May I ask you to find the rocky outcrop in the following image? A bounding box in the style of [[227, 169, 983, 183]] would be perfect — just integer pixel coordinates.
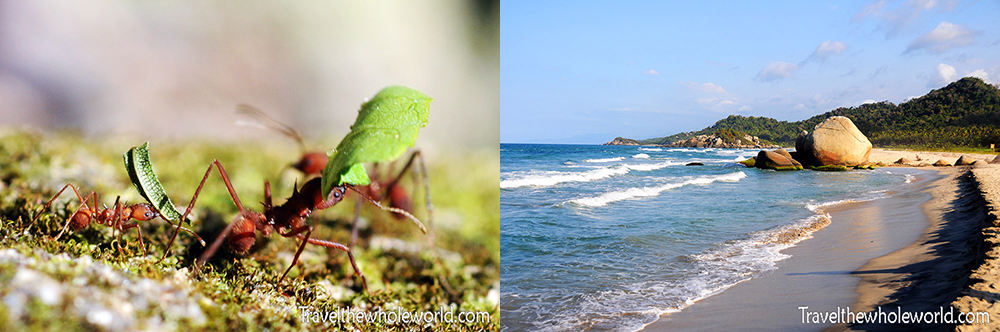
[[669, 134, 779, 149], [990, 154, 1000, 164], [604, 137, 641, 146], [795, 116, 872, 167], [973, 160, 988, 166], [934, 159, 952, 167], [895, 157, 913, 164]]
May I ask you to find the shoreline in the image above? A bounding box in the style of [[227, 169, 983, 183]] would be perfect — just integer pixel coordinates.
[[642, 148, 1000, 331]]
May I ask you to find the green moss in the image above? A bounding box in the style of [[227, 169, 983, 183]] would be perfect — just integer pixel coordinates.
[[737, 158, 756, 167], [0, 129, 498, 331], [807, 165, 850, 171]]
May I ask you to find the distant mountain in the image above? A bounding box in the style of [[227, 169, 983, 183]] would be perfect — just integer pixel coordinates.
[[617, 77, 1000, 149]]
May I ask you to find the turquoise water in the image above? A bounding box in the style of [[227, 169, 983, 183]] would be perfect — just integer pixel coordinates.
[[500, 144, 916, 331]]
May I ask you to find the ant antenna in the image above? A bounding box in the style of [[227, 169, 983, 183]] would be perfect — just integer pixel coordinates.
[[347, 186, 427, 234], [235, 104, 308, 154]]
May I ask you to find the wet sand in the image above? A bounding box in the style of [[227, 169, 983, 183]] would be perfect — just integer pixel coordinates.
[[642, 168, 948, 331]]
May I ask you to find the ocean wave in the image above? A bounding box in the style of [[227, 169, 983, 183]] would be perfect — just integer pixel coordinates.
[[532, 210, 833, 332], [639, 147, 663, 152], [501, 161, 681, 189], [804, 191, 888, 212], [632, 153, 650, 159], [584, 157, 625, 163], [568, 172, 747, 207]]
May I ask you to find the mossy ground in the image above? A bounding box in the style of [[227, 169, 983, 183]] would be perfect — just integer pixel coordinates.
[[0, 129, 498, 331]]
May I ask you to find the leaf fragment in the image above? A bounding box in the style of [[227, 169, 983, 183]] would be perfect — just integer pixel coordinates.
[[124, 143, 189, 224], [322, 86, 431, 196]]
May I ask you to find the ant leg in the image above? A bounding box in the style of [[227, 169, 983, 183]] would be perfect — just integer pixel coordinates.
[[385, 151, 434, 245], [185, 161, 252, 267], [120, 223, 146, 257], [54, 191, 97, 241], [294, 233, 369, 291], [29, 183, 88, 239], [277, 225, 314, 282], [160, 160, 247, 263], [280, 225, 369, 291], [110, 196, 128, 255]]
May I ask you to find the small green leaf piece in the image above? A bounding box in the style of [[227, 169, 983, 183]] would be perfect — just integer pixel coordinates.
[[124, 143, 189, 224], [322, 86, 431, 197]]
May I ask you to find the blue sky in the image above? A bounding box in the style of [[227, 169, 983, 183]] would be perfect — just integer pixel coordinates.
[[500, 1, 1000, 144]]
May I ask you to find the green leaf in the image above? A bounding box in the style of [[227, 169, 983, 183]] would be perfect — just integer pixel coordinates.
[[322, 86, 431, 196], [123, 142, 189, 224]]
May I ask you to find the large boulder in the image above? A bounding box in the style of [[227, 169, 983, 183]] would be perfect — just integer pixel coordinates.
[[955, 155, 976, 166], [991, 154, 1000, 164], [755, 150, 802, 171], [795, 116, 872, 166], [933, 159, 951, 167]]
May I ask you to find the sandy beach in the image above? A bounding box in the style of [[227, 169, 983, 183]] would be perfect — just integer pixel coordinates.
[[642, 149, 1000, 331]]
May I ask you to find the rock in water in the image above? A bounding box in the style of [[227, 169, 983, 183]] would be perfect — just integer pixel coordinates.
[[955, 155, 976, 166], [685, 162, 704, 166], [795, 116, 872, 166], [754, 150, 802, 171]]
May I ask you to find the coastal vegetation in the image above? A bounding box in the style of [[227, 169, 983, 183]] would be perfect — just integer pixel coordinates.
[[626, 77, 1000, 150]]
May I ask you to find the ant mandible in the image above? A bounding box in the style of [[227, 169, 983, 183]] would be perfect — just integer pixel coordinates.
[[30, 183, 204, 256]]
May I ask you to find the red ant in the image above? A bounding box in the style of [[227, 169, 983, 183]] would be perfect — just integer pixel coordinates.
[[163, 160, 427, 290], [30, 183, 204, 256], [236, 104, 434, 247]]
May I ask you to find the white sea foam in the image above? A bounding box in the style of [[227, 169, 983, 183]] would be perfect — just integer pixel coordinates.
[[569, 172, 747, 207], [632, 153, 650, 159], [805, 191, 888, 212], [584, 157, 625, 163], [639, 147, 663, 152], [554, 210, 833, 332], [501, 161, 681, 189]]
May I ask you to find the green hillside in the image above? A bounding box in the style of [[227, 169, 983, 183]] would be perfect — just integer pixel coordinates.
[[635, 77, 1000, 149]]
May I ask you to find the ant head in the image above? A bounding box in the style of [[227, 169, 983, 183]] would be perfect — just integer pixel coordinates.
[[292, 152, 328, 176], [227, 212, 265, 256], [328, 185, 348, 204], [130, 203, 160, 221], [69, 210, 92, 230]]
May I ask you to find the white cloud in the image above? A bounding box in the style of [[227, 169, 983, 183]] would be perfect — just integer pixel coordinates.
[[861, 99, 877, 105], [683, 81, 726, 93], [855, 0, 960, 38], [906, 21, 980, 54], [807, 41, 847, 62], [644, 69, 660, 75], [757, 61, 800, 81], [966, 69, 992, 84], [718, 100, 735, 106], [936, 63, 958, 84], [738, 105, 753, 112]]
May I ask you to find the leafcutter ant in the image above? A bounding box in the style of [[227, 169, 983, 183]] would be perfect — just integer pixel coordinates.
[[30, 183, 204, 256], [175, 160, 427, 290], [235, 104, 434, 247]]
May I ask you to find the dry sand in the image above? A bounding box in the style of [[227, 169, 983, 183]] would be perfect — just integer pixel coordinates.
[[642, 149, 1000, 331], [951, 165, 1000, 332], [868, 148, 996, 166]]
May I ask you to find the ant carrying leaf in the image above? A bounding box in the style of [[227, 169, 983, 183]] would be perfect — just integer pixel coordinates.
[[188, 86, 433, 290], [123, 142, 206, 261], [28, 143, 205, 256], [236, 99, 434, 247]]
